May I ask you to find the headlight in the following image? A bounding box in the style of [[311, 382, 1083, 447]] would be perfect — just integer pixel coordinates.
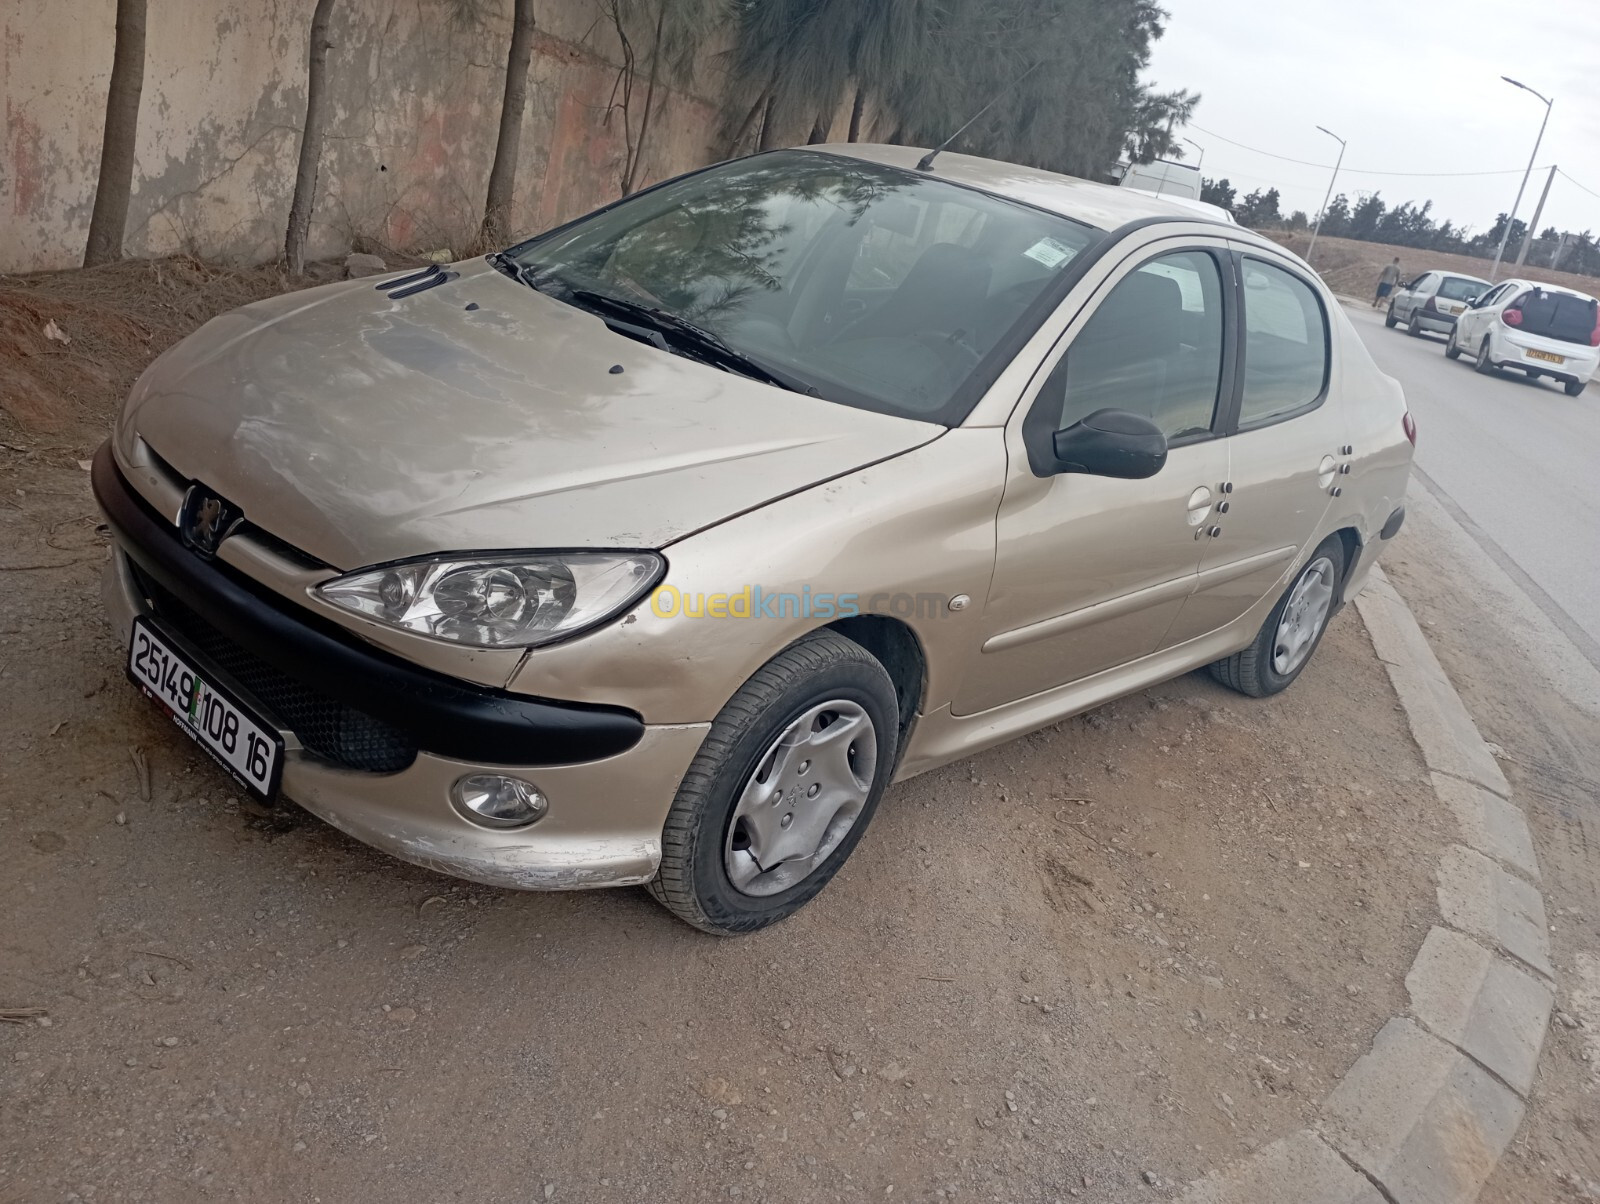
[[315, 552, 663, 648]]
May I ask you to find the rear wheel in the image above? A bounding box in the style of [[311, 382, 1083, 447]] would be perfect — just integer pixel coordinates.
[[648, 630, 900, 935], [1444, 326, 1463, 360], [1384, 303, 1398, 329], [1475, 336, 1497, 375], [1208, 536, 1346, 698], [1407, 310, 1427, 337], [1567, 379, 1588, 397]]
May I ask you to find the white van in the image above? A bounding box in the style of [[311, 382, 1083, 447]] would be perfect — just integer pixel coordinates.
[[1119, 159, 1202, 200]]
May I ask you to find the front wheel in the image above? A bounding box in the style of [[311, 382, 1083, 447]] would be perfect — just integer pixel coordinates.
[[1208, 536, 1346, 698], [1384, 303, 1398, 329], [648, 630, 900, 935], [1566, 379, 1588, 397], [1445, 326, 1463, 360]]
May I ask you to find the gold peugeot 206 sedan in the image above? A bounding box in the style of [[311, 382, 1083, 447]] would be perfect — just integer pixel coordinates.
[[94, 145, 1414, 934]]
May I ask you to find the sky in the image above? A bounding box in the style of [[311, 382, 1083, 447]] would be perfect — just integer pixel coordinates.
[[1143, 0, 1600, 240]]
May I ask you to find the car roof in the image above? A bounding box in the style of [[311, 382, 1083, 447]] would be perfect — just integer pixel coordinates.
[[1433, 271, 1490, 284], [1119, 189, 1239, 224], [1499, 278, 1597, 302], [811, 143, 1242, 235]]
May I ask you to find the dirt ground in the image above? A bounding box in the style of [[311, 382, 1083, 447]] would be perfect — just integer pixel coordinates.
[[1, 260, 1452, 1202], [1261, 230, 1600, 302]]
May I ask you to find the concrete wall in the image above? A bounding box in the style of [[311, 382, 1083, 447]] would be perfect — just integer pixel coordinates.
[[1, 1, 732, 274]]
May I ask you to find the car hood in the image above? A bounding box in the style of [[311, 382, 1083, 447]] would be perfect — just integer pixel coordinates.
[[119, 262, 942, 570]]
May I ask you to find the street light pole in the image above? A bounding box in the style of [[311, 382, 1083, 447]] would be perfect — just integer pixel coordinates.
[[1489, 76, 1552, 283], [1305, 126, 1346, 268], [1515, 164, 1557, 268]]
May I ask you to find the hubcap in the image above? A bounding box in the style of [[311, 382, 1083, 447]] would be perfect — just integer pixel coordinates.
[[1272, 556, 1336, 676], [724, 699, 877, 897]]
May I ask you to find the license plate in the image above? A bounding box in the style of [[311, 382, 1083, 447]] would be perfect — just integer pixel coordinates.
[[127, 616, 283, 799], [1527, 349, 1565, 364], [1443, 304, 1462, 315]]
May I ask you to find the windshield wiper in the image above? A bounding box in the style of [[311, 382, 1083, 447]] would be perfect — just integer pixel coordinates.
[[567, 289, 820, 397], [487, 251, 561, 296]]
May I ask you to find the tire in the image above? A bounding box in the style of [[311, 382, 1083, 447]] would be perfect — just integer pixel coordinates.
[[1207, 535, 1346, 698], [1444, 326, 1462, 360], [1384, 304, 1398, 329], [648, 630, 900, 935], [1406, 311, 1426, 337], [1475, 336, 1497, 375], [1567, 379, 1588, 397]]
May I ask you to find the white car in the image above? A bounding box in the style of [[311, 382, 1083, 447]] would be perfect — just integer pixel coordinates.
[[1384, 270, 1489, 337], [1447, 278, 1600, 396]]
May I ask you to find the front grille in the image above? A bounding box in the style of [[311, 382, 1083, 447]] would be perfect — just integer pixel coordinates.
[[129, 563, 418, 774]]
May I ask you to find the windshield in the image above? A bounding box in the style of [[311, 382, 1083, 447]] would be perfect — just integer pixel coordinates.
[[1508, 289, 1598, 346], [1438, 276, 1486, 302], [507, 151, 1098, 424]]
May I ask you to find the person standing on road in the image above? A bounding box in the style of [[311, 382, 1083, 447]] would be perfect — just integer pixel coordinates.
[[1374, 257, 1402, 307]]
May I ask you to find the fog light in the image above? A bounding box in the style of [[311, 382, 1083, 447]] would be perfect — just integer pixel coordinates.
[[450, 774, 548, 828]]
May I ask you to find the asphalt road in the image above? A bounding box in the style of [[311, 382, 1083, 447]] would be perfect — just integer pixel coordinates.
[[1342, 301, 1600, 669]]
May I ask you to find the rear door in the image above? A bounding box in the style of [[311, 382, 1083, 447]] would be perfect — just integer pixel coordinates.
[[1163, 249, 1345, 645]]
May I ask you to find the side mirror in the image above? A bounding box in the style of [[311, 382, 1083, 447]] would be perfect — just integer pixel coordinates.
[[1050, 409, 1168, 479]]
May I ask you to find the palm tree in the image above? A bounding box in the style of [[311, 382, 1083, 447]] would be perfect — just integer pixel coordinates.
[[84, 0, 147, 267]]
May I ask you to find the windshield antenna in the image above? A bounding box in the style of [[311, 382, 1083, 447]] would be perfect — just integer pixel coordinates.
[[916, 60, 1044, 172]]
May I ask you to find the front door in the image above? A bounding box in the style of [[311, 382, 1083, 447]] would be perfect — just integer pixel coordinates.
[[955, 243, 1234, 715], [1165, 251, 1346, 644]]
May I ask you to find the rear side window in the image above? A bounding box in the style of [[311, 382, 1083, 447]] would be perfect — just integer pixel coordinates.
[[1438, 276, 1484, 303], [1239, 258, 1329, 427], [1048, 249, 1226, 442], [1508, 289, 1598, 346]]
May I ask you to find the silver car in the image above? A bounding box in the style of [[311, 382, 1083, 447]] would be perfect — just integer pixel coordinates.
[[1385, 270, 1490, 337], [94, 145, 1414, 933]]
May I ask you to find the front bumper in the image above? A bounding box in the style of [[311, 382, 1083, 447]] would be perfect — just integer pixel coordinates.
[[95, 447, 709, 890]]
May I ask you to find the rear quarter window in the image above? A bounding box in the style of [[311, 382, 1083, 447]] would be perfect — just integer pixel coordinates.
[[1437, 276, 1484, 303]]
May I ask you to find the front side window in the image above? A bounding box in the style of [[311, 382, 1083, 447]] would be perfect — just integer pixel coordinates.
[[1042, 249, 1226, 442], [1238, 258, 1329, 427], [507, 151, 1097, 424]]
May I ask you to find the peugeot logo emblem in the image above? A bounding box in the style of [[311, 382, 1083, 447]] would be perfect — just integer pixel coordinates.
[[179, 485, 242, 558]]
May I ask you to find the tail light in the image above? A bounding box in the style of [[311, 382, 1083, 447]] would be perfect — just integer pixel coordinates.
[[1590, 317, 1599, 347], [1423, 296, 1438, 313], [1503, 308, 1523, 327], [1402, 412, 1417, 447]]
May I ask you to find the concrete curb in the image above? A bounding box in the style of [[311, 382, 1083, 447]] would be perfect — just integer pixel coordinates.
[[1179, 566, 1553, 1204]]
